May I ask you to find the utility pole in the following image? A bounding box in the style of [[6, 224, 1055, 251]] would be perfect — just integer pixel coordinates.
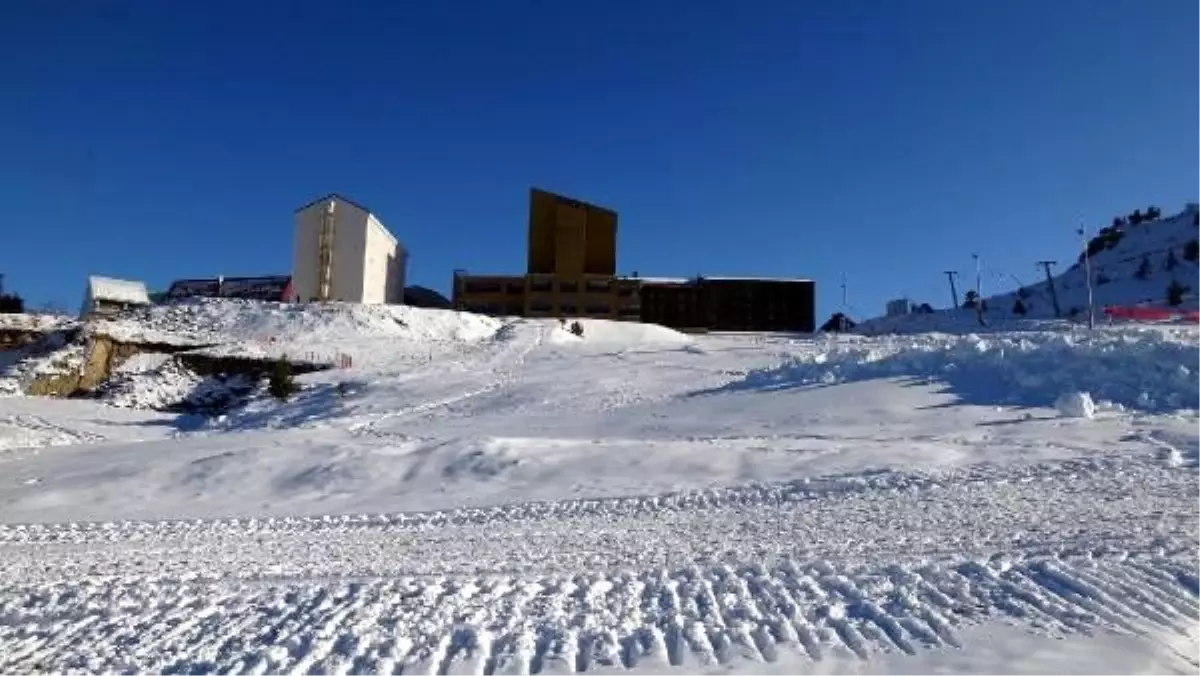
[[1038, 260, 1062, 317], [971, 254, 986, 327], [972, 254, 982, 298], [1077, 227, 1095, 329], [840, 273, 847, 308], [943, 271, 960, 308]]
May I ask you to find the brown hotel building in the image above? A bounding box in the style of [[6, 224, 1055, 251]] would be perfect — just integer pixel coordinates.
[[452, 187, 815, 333]]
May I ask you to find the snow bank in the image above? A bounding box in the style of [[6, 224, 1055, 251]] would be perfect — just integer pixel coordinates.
[[1054, 391, 1096, 419], [97, 298, 503, 348], [545, 317, 693, 348], [728, 328, 1200, 413]]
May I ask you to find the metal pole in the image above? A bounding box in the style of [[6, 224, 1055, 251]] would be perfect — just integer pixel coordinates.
[[943, 271, 959, 308], [1038, 261, 1061, 318], [1078, 227, 1095, 329], [973, 254, 982, 298]]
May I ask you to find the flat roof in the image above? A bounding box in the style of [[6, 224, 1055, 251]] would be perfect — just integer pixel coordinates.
[[703, 276, 814, 283]]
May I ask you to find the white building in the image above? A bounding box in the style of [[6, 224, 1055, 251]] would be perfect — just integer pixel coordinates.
[[291, 193, 408, 304], [80, 275, 151, 319]]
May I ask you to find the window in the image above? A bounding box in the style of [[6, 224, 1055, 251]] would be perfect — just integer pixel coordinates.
[[464, 281, 502, 294], [530, 279, 552, 292], [560, 304, 578, 314], [558, 280, 578, 293], [586, 279, 611, 292]]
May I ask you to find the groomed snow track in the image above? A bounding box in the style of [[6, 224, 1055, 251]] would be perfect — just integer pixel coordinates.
[[0, 450, 1196, 673], [0, 555, 1196, 674]]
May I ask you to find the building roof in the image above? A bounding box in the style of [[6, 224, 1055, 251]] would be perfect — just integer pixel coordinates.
[[87, 275, 150, 305], [621, 277, 693, 285], [702, 276, 814, 283], [293, 192, 372, 214]]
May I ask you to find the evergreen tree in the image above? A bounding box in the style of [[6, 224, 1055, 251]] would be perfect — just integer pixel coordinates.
[[1165, 248, 1178, 270], [268, 356, 299, 401], [0, 293, 23, 314], [1134, 256, 1153, 280], [1184, 239, 1199, 262], [1012, 298, 1027, 315], [1167, 280, 1187, 307]]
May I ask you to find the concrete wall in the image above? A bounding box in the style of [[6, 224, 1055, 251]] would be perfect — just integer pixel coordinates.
[[363, 214, 407, 304], [292, 197, 370, 302]]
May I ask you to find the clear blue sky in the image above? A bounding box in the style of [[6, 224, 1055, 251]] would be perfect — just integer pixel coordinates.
[[3, 0, 1196, 318]]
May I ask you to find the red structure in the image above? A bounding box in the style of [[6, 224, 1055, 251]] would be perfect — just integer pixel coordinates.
[[1103, 306, 1199, 323]]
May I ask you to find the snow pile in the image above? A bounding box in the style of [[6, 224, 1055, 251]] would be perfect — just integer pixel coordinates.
[[0, 313, 77, 332], [0, 335, 86, 396], [545, 317, 693, 348], [1054, 391, 1096, 419], [730, 329, 1199, 413], [95, 298, 505, 356], [99, 358, 205, 409]]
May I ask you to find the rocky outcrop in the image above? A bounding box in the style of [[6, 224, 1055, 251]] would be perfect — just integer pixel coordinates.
[[17, 332, 332, 399]]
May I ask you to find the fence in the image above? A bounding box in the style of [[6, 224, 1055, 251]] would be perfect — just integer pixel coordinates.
[[252, 335, 353, 369], [1103, 306, 1200, 323]]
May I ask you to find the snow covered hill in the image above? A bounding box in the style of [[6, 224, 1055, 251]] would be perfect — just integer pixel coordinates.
[[0, 300, 1196, 674], [860, 203, 1199, 334]]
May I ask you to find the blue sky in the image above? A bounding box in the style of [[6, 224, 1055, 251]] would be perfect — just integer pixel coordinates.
[[3, 0, 1196, 318]]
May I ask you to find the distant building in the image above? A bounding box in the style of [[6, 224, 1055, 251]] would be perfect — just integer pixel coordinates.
[[451, 187, 817, 331], [641, 277, 816, 333], [80, 276, 150, 319], [165, 275, 294, 302], [886, 298, 912, 317], [292, 193, 408, 304], [454, 188, 640, 320]]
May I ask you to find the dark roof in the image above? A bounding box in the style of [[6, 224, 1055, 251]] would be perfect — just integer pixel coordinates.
[[403, 285, 453, 309], [293, 193, 372, 214], [530, 187, 617, 216]]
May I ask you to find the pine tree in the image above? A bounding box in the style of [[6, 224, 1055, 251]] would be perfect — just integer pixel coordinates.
[[569, 321, 584, 337], [1134, 256, 1153, 280], [1145, 205, 1161, 220], [268, 356, 299, 401], [0, 293, 23, 314], [1165, 248, 1178, 270], [1012, 298, 1027, 315], [1167, 280, 1187, 307], [1184, 239, 1199, 262]]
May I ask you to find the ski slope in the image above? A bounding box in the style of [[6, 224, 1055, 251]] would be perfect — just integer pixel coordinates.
[[0, 300, 1196, 674], [859, 203, 1200, 334]]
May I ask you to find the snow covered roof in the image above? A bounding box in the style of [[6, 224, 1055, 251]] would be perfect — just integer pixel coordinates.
[[87, 276, 150, 305], [620, 277, 692, 285], [703, 276, 814, 283]]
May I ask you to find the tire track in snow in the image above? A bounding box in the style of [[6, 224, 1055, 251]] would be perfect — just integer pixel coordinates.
[[0, 555, 1196, 674]]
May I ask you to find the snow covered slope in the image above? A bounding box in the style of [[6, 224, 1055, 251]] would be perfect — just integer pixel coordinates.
[[860, 203, 1199, 334], [0, 301, 1196, 674]]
